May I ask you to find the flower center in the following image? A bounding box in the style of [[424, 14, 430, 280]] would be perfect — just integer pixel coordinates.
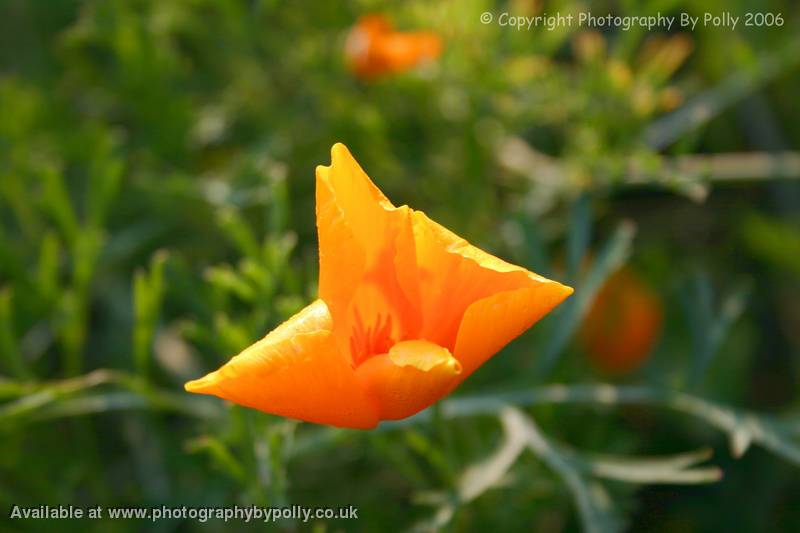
[[349, 309, 396, 367]]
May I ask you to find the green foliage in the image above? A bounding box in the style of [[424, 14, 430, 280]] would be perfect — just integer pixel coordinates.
[[1, 0, 800, 531]]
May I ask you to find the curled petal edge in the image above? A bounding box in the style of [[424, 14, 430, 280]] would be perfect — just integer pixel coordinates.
[[453, 282, 574, 379]]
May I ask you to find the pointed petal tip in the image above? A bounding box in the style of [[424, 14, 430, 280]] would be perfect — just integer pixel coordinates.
[[316, 143, 350, 173], [537, 275, 574, 300], [331, 142, 351, 161], [546, 279, 575, 309], [317, 144, 356, 182], [184, 373, 218, 394], [315, 164, 330, 183], [560, 282, 575, 297]]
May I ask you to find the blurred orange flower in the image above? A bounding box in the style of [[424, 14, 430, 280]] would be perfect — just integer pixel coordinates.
[[344, 14, 442, 79], [186, 144, 572, 428], [580, 268, 663, 374]]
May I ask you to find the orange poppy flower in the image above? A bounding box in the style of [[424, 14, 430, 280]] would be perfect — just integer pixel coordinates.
[[344, 14, 442, 79], [580, 268, 663, 374], [185, 144, 572, 428]]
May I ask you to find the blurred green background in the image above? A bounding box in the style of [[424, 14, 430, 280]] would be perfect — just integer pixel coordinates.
[[2, 0, 800, 531]]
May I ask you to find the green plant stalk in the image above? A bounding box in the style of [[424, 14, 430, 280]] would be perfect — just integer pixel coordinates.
[[0, 287, 31, 379], [133, 251, 168, 377]]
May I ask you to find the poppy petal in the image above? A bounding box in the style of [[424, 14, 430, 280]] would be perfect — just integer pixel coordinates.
[[184, 299, 379, 429], [316, 144, 421, 357], [345, 15, 442, 79], [454, 283, 573, 379], [409, 211, 567, 350], [316, 143, 397, 262], [315, 162, 367, 354], [355, 339, 462, 420], [375, 33, 442, 73]]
